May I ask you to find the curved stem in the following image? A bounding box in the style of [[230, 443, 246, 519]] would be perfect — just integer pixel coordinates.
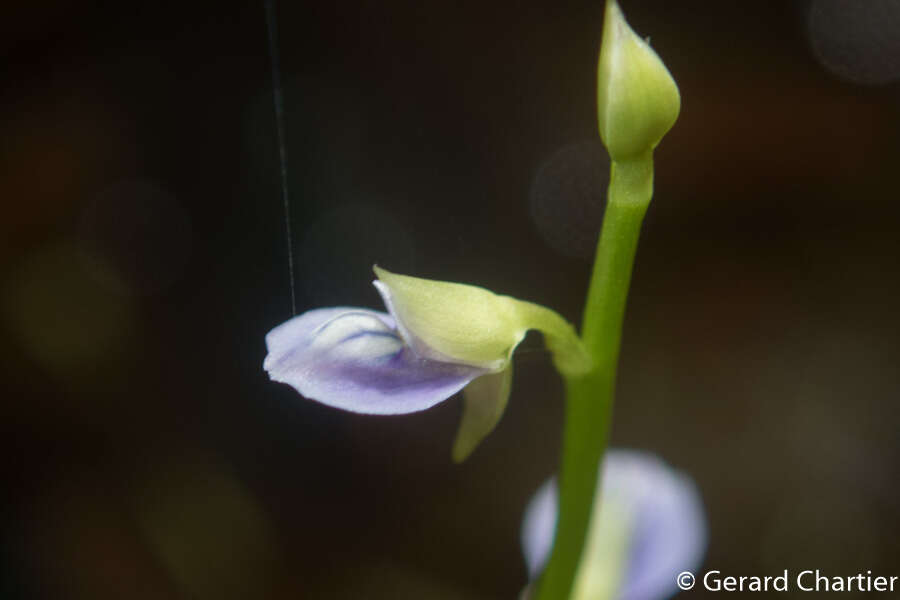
[[512, 299, 592, 376], [535, 154, 653, 600]]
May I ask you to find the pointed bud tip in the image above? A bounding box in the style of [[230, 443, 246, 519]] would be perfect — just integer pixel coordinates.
[[598, 0, 680, 160]]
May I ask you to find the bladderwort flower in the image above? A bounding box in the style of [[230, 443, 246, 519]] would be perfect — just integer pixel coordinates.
[[264, 266, 590, 461], [521, 450, 707, 600]]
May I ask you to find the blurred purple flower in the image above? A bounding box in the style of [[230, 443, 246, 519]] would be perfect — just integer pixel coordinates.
[[521, 450, 707, 600]]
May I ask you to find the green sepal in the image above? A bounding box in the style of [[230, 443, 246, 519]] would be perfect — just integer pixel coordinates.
[[451, 366, 513, 463], [373, 266, 591, 376]]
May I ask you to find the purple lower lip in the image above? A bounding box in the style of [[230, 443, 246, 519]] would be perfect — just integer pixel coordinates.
[[264, 307, 487, 415]]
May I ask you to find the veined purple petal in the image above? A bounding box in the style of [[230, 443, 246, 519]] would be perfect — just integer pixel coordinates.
[[521, 450, 707, 600], [264, 308, 487, 415]]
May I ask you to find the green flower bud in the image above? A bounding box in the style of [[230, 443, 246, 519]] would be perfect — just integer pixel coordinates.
[[597, 0, 680, 160]]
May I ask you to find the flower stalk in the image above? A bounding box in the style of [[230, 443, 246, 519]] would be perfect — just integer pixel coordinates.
[[533, 0, 679, 597], [534, 156, 653, 600]]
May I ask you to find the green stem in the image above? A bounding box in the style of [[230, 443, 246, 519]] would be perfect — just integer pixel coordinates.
[[535, 153, 653, 600]]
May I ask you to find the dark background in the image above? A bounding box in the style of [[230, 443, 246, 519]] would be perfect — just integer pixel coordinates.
[[2, 1, 899, 598]]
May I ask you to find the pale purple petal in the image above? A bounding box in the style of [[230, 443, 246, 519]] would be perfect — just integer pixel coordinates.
[[264, 308, 487, 414], [615, 453, 706, 600], [521, 450, 707, 600], [522, 478, 558, 579]]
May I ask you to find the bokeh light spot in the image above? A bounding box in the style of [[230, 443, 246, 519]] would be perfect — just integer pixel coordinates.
[[297, 202, 416, 305], [77, 180, 191, 295], [806, 0, 900, 85], [2, 241, 135, 374], [529, 141, 610, 259]]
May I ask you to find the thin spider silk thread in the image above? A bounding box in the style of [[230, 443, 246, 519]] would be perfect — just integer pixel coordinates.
[[264, 0, 296, 315]]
